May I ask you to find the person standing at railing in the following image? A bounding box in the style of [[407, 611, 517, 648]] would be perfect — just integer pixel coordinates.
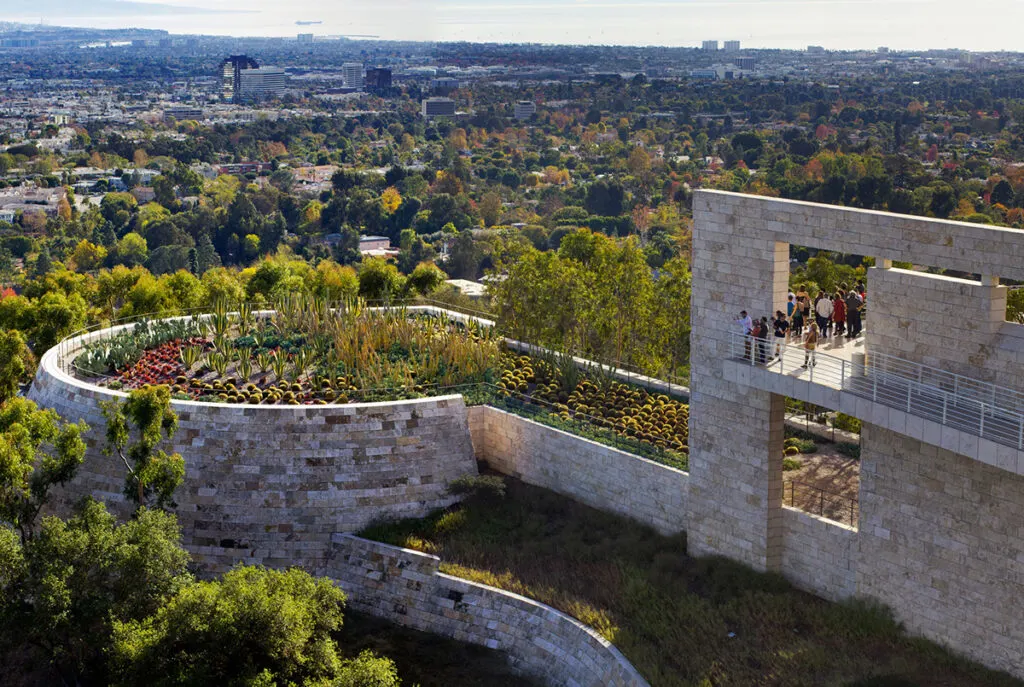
[[802, 322, 819, 368], [736, 310, 753, 360], [756, 316, 770, 364], [772, 310, 789, 359]]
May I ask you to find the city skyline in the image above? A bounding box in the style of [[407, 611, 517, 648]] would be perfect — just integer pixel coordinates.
[[0, 0, 1019, 52]]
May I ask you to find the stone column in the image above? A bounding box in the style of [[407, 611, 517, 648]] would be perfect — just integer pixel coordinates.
[[687, 193, 789, 571]]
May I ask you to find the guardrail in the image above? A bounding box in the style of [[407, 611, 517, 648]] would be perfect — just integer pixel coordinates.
[[730, 332, 1024, 451], [784, 480, 858, 527]]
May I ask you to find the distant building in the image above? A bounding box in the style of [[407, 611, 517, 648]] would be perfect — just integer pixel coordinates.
[[163, 106, 203, 121], [689, 68, 719, 80], [421, 97, 456, 119], [735, 57, 756, 70], [702, 40, 719, 51], [877, 46, 890, 54], [297, 33, 314, 43], [221, 55, 260, 103], [365, 67, 393, 92], [431, 77, 461, 92], [513, 100, 537, 121], [807, 45, 826, 54], [239, 67, 288, 101], [723, 40, 741, 53], [342, 62, 363, 90]]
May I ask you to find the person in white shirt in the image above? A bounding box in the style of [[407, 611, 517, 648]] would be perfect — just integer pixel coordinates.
[[736, 310, 753, 359], [814, 294, 834, 338]]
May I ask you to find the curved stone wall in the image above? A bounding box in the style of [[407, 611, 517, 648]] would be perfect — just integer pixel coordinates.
[[28, 332, 478, 574]]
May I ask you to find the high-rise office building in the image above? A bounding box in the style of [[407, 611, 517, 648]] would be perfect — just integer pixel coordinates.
[[238, 67, 287, 100], [342, 63, 364, 89], [723, 40, 741, 52], [365, 68, 393, 92], [221, 55, 259, 103], [702, 40, 719, 51], [297, 33, 314, 43]]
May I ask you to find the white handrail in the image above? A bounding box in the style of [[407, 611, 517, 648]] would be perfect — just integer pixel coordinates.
[[730, 332, 1024, 451]]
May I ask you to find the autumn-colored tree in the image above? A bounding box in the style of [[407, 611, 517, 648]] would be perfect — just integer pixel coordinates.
[[381, 186, 402, 214], [70, 240, 107, 272]]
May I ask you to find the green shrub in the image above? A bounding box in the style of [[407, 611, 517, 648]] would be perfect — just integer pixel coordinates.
[[837, 442, 862, 460], [833, 412, 863, 434], [795, 439, 817, 454], [448, 474, 507, 500], [783, 457, 803, 471]]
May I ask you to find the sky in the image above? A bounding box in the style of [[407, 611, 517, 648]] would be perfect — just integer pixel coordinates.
[[1, 0, 1020, 51]]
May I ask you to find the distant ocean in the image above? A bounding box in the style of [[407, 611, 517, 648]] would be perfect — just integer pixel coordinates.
[[5, 0, 1016, 51]]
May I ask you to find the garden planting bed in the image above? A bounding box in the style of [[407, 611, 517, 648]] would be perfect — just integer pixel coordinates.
[[68, 299, 689, 467]]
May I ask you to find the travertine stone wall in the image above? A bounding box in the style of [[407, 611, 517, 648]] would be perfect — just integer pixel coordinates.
[[694, 190, 1024, 679], [866, 266, 1021, 388], [325, 534, 649, 687], [780, 507, 857, 601], [858, 424, 1024, 677], [467, 406, 689, 535], [28, 348, 477, 574], [689, 191, 788, 570]]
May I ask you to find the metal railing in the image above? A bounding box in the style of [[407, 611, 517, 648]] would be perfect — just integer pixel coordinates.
[[731, 332, 1024, 451], [784, 480, 858, 527]]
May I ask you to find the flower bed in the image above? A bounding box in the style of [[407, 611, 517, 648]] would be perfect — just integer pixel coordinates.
[[69, 300, 688, 463]]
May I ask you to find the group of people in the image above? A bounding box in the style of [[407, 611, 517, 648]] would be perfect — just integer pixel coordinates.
[[737, 281, 866, 369]]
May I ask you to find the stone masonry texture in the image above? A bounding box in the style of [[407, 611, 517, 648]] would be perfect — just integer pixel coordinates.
[[28, 346, 478, 575], [467, 406, 688, 535], [692, 189, 1024, 679], [324, 534, 649, 687]]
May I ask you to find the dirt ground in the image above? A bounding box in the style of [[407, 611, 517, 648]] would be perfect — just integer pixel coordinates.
[[784, 444, 860, 526]]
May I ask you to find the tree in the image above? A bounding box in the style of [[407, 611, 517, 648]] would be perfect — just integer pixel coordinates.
[[0, 499, 192, 685], [991, 179, 1015, 207], [0, 330, 34, 405], [381, 186, 403, 214], [479, 191, 503, 227], [112, 233, 149, 268], [71, 240, 107, 272], [101, 385, 185, 511], [408, 262, 447, 296], [0, 397, 86, 540], [584, 179, 625, 216], [110, 566, 399, 687], [358, 257, 407, 301]]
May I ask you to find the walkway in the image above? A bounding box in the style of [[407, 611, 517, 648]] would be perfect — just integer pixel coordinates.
[[733, 333, 1024, 452]]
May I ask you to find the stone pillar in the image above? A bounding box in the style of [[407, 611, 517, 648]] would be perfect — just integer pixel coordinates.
[[687, 194, 789, 571]]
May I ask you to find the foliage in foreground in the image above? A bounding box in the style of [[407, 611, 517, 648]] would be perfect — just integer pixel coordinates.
[[111, 566, 398, 687], [0, 392, 404, 687], [362, 477, 1022, 687]]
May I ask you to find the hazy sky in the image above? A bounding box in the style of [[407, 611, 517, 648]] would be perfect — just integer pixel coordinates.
[[3, 0, 1021, 51]]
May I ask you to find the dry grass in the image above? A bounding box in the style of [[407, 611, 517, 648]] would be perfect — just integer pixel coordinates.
[[361, 477, 1023, 687]]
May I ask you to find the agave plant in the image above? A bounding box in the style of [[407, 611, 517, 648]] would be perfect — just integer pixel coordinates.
[[290, 347, 313, 382], [208, 351, 229, 377], [236, 351, 253, 383], [256, 351, 273, 375], [210, 300, 232, 340], [180, 345, 203, 371], [271, 349, 289, 382], [236, 301, 254, 337]]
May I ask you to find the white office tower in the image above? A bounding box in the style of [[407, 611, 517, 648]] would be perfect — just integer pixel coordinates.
[[342, 63, 364, 89]]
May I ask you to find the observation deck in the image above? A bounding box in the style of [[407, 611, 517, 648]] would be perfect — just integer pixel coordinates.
[[725, 332, 1024, 475]]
